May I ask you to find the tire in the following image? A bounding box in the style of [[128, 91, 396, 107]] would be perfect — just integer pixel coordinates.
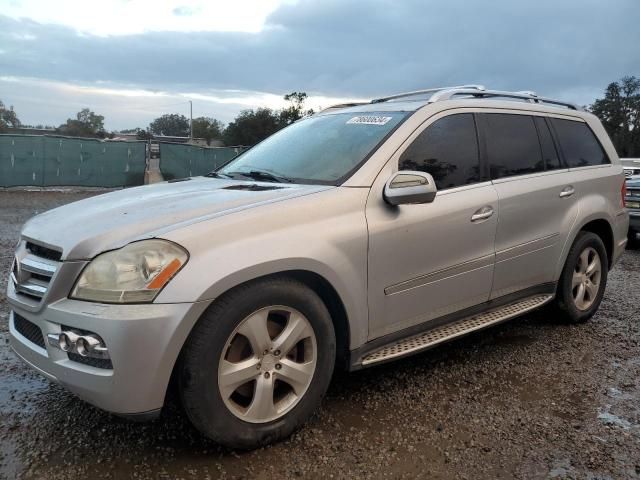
[[179, 277, 336, 449], [554, 231, 608, 323], [628, 230, 639, 249]]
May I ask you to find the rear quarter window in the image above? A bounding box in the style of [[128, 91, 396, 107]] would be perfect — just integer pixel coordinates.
[[550, 118, 610, 168]]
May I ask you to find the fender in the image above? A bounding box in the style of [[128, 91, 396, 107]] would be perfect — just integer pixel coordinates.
[[555, 202, 616, 279]]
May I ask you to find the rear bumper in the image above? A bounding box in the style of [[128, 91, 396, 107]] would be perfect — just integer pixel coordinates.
[[611, 210, 630, 266], [8, 297, 209, 416]]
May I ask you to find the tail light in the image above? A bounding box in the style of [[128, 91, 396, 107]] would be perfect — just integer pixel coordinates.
[[621, 179, 627, 208]]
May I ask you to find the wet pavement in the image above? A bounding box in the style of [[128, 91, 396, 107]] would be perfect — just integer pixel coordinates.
[[0, 189, 639, 479]]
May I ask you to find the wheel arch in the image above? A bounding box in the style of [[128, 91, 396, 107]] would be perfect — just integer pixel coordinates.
[[558, 216, 615, 278], [579, 218, 614, 269], [166, 268, 354, 403]]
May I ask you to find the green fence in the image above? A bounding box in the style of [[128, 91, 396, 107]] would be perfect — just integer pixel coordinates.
[[159, 143, 245, 180], [1, 135, 147, 187]]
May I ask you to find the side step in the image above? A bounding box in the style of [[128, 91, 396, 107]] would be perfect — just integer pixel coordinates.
[[361, 294, 553, 366]]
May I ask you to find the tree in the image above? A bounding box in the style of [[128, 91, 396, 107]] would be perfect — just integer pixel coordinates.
[[57, 108, 106, 138], [0, 100, 21, 132], [192, 117, 224, 145], [223, 108, 282, 146], [590, 76, 640, 157], [222, 91, 314, 146], [279, 91, 314, 126], [136, 128, 153, 140], [149, 113, 190, 137]]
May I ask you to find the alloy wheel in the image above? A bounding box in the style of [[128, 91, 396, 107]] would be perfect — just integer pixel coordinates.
[[218, 306, 317, 423], [572, 246, 602, 311]]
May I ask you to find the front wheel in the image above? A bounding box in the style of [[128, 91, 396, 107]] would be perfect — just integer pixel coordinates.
[[554, 231, 608, 323], [179, 277, 336, 449]]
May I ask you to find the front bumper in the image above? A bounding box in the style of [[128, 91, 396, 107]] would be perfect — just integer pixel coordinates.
[[8, 296, 209, 416]]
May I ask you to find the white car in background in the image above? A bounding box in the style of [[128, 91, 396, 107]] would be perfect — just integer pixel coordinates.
[[622, 158, 640, 178]]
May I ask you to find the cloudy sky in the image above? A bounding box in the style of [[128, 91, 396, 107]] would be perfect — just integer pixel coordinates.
[[1, 0, 639, 131]]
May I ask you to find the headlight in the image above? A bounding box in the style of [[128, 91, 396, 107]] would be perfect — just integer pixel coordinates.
[[70, 240, 188, 303]]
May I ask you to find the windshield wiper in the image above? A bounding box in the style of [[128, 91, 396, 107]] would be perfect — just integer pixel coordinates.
[[225, 170, 294, 183], [205, 171, 232, 179]]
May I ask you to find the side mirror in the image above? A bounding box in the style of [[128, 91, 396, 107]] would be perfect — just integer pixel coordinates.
[[383, 171, 437, 206]]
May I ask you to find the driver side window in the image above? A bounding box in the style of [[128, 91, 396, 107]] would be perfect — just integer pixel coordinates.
[[398, 113, 481, 190]]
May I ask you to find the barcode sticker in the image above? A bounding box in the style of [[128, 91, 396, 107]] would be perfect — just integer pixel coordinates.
[[346, 116, 393, 125]]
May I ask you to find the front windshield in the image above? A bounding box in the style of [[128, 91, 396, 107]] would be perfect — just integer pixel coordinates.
[[218, 111, 408, 184]]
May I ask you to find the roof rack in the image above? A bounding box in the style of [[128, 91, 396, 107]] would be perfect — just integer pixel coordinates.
[[427, 88, 580, 110], [368, 85, 579, 110], [323, 86, 580, 113], [370, 85, 486, 103]]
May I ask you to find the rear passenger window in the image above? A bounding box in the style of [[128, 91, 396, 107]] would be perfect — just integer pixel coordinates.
[[485, 114, 544, 179], [550, 118, 609, 167], [534, 117, 562, 170], [398, 114, 481, 190]]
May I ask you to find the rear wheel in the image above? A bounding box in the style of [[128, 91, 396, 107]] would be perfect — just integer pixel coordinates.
[[179, 277, 336, 449], [554, 231, 608, 323]]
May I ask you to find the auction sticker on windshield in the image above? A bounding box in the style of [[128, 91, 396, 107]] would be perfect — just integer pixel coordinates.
[[346, 116, 393, 125]]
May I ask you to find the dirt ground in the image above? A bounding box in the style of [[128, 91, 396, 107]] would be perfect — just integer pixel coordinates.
[[0, 190, 639, 480]]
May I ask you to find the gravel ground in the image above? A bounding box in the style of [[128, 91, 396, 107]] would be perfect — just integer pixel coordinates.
[[0, 190, 639, 480]]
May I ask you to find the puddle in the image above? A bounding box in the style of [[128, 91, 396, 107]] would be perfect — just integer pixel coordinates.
[[598, 407, 633, 430]]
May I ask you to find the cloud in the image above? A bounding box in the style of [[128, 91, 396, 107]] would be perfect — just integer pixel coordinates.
[[0, 0, 639, 129], [1, 0, 286, 35], [172, 5, 201, 16]]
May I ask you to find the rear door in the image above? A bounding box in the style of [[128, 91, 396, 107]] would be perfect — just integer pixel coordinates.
[[480, 112, 580, 299]]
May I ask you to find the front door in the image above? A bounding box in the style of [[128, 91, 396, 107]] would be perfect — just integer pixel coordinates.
[[366, 112, 498, 340]]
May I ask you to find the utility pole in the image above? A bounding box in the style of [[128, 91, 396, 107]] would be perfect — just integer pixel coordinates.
[[189, 100, 193, 142]]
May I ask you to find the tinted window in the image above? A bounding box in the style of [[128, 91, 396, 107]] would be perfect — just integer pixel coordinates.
[[534, 117, 562, 170], [398, 114, 480, 190], [485, 114, 544, 179], [550, 118, 609, 168]]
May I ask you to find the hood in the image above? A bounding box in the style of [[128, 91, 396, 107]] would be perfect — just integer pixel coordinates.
[[22, 177, 332, 260]]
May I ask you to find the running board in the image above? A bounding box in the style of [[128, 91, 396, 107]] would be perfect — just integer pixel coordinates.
[[361, 294, 553, 366]]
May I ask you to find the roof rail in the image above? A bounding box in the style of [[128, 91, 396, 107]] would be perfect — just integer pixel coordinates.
[[428, 88, 580, 110], [371, 85, 486, 104], [320, 102, 369, 113]]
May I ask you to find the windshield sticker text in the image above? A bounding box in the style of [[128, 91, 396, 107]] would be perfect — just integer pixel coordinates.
[[346, 116, 393, 125]]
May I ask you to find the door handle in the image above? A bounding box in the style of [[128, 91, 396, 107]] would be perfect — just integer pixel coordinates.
[[559, 186, 575, 198], [471, 206, 494, 222]]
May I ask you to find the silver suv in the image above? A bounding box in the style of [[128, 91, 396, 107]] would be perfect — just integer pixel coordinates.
[[8, 86, 629, 448]]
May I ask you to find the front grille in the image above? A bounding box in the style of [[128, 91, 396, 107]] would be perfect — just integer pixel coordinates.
[[13, 313, 46, 349], [26, 242, 62, 261], [11, 241, 61, 303], [67, 353, 113, 370]]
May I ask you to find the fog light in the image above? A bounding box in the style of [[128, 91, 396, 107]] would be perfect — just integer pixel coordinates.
[[75, 335, 101, 357], [59, 331, 79, 352], [47, 328, 110, 360]]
